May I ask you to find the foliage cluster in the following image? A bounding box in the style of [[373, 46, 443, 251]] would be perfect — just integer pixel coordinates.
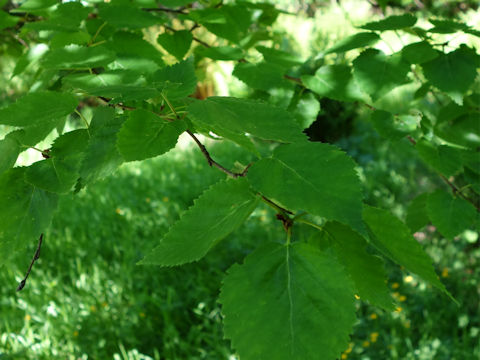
[[0, 0, 479, 359]]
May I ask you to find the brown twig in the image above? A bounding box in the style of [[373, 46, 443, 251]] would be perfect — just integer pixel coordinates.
[[143, 6, 188, 14], [17, 234, 43, 291], [98, 96, 136, 111], [439, 174, 480, 212], [186, 130, 250, 178]]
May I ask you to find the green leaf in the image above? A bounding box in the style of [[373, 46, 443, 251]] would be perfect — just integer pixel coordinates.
[[25, 130, 89, 194], [406, 193, 430, 233], [292, 92, 320, 129], [187, 97, 306, 150], [50, 31, 91, 48], [401, 41, 438, 64], [117, 109, 186, 162], [220, 242, 356, 360], [353, 49, 410, 101], [195, 46, 244, 61], [0, 91, 77, 127], [247, 142, 365, 234], [324, 32, 380, 54], [140, 178, 259, 266], [256, 46, 303, 68], [360, 14, 417, 31], [435, 113, 480, 149], [157, 30, 193, 60], [416, 139, 463, 177], [320, 221, 394, 311], [149, 58, 197, 100], [427, 19, 480, 37], [42, 45, 116, 69], [10, 0, 57, 13], [0, 10, 19, 30], [24, 2, 89, 32], [0, 168, 58, 266], [363, 206, 449, 296], [0, 136, 20, 176], [79, 108, 125, 187], [370, 110, 418, 140], [98, 4, 162, 29], [422, 46, 478, 105], [107, 31, 164, 68], [233, 62, 290, 91], [301, 65, 366, 102], [426, 190, 477, 239]]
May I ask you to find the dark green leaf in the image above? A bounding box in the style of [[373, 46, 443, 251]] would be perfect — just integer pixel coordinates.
[[0, 168, 58, 266], [353, 49, 410, 101], [363, 206, 449, 295], [42, 45, 116, 69], [187, 97, 306, 150], [107, 31, 164, 68], [149, 58, 197, 100], [370, 110, 418, 140], [195, 46, 244, 61], [416, 139, 463, 177], [0, 91, 77, 127], [0, 10, 19, 29], [426, 190, 477, 239], [324, 32, 380, 54], [435, 113, 480, 149], [220, 242, 356, 360], [247, 142, 365, 234], [401, 41, 438, 64], [256, 46, 303, 68], [140, 178, 259, 266], [406, 193, 430, 233], [117, 109, 186, 161], [321, 221, 394, 311], [360, 14, 417, 31], [0, 136, 20, 176], [233, 62, 290, 91], [422, 46, 478, 105], [301, 65, 366, 102], [157, 30, 192, 60], [98, 4, 162, 29]]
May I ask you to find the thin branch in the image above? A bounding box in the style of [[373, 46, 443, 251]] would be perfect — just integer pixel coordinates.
[[260, 195, 294, 215], [439, 174, 480, 212], [143, 6, 188, 14], [17, 234, 43, 291], [283, 74, 303, 85], [164, 24, 212, 48], [186, 130, 250, 178], [98, 96, 136, 111]]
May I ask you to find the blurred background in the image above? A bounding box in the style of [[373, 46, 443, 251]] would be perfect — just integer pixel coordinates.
[[0, 0, 479, 359]]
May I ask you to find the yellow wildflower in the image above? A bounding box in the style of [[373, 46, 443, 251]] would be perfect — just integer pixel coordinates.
[[392, 282, 400, 289], [441, 268, 449, 278], [73, 331, 79, 337], [354, 294, 360, 300], [395, 306, 402, 313], [162, 196, 169, 202], [341, 354, 348, 360], [139, 312, 146, 318], [399, 295, 407, 302], [369, 313, 378, 320], [25, 314, 31, 321], [403, 320, 411, 328], [90, 305, 97, 312], [404, 275, 413, 283], [362, 341, 370, 348], [370, 332, 379, 343]]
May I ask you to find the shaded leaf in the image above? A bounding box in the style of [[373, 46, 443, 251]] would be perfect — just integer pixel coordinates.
[[233, 62, 290, 91], [247, 142, 365, 234], [149, 58, 197, 100], [401, 41, 438, 64], [416, 139, 463, 177], [98, 4, 162, 29], [426, 190, 477, 239], [0, 136, 20, 176], [117, 109, 186, 161], [140, 178, 259, 266], [321, 221, 394, 311], [0, 168, 58, 266], [422, 46, 478, 105], [42, 45, 116, 69], [360, 14, 417, 31], [406, 193, 430, 233], [370, 110, 418, 140], [324, 32, 380, 54], [157, 30, 192, 60], [363, 206, 449, 296], [195, 46, 244, 61], [353, 49, 410, 101], [220, 242, 356, 360], [0, 91, 77, 127], [256, 46, 303, 68]]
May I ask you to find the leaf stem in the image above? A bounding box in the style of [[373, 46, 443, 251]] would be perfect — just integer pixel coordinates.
[[296, 218, 324, 232], [17, 234, 43, 291], [75, 109, 91, 137]]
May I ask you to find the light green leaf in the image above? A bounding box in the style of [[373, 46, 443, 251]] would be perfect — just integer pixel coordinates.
[[0, 136, 20, 176], [157, 30, 193, 60], [363, 206, 449, 296], [25, 130, 89, 194], [233, 62, 290, 91], [50, 31, 91, 48], [117, 109, 186, 162], [0, 91, 77, 127], [416, 139, 463, 177], [98, 4, 162, 29], [422, 46, 478, 105], [140, 178, 259, 266], [187, 97, 306, 150], [256, 46, 303, 68], [0, 168, 58, 266], [301, 65, 366, 102], [79, 108, 125, 187], [426, 190, 477, 239], [321, 221, 394, 311], [406, 193, 430, 233], [195, 46, 244, 61], [24, 2, 89, 32], [435, 113, 480, 149], [353, 49, 410, 101], [401, 41, 438, 64], [10, 0, 56, 13], [324, 32, 380, 54], [0, 10, 19, 30], [247, 142, 365, 234], [370, 110, 418, 140], [149, 58, 197, 100], [220, 242, 356, 360], [292, 92, 320, 129], [42, 45, 116, 69], [360, 14, 417, 31]]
